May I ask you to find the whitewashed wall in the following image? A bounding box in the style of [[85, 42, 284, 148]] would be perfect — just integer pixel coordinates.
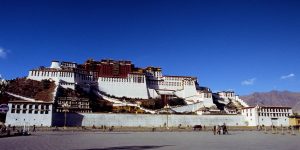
[[243, 108, 258, 126], [98, 76, 149, 99], [201, 98, 215, 107], [256, 116, 290, 126], [52, 113, 247, 127], [147, 89, 159, 99]]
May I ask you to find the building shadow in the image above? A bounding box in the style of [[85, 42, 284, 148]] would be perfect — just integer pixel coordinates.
[[52, 112, 84, 127], [75, 145, 173, 150]]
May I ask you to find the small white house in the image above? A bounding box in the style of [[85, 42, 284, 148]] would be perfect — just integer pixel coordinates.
[[5, 101, 53, 127], [241, 105, 292, 126]]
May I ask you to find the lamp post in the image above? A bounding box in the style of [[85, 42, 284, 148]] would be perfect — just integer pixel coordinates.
[[292, 126, 296, 135], [62, 102, 70, 129], [165, 104, 170, 130]]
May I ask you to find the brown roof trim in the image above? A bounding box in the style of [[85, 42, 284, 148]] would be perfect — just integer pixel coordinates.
[[242, 106, 292, 109], [259, 106, 292, 109], [129, 72, 145, 75], [289, 116, 300, 119], [9, 101, 53, 104], [164, 75, 197, 79], [241, 107, 255, 109]]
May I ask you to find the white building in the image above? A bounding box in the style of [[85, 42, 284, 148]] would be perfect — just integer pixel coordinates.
[[27, 60, 215, 107], [196, 87, 215, 107], [214, 91, 249, 107], [5, 101, 53, 127], [27, 61, 96, 91], [241, 105, 292, 126]]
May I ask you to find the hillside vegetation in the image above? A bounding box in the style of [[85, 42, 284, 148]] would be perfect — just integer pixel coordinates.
[[6, 78, 56, 102]]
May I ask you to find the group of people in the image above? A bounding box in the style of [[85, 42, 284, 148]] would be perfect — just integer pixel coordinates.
[[213, 123, 229, 135], [256, 125, 265, 131], [0, 124, 18, 136]]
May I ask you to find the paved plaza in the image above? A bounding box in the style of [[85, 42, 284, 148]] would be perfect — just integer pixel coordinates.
[[0, 131, 299, 150]]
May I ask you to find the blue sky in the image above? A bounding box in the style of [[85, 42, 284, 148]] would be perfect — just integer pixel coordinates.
[[0, 0, 300, 95]]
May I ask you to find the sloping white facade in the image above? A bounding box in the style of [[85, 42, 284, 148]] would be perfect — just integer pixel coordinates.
[[98, 74, 149, 99]]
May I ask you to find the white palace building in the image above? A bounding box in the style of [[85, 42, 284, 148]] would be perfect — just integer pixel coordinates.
[[27, 59, 216, 107]]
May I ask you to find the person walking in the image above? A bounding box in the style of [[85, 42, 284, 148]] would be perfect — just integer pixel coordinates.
[[213, 125, 216, 135], [223, 123, 228, 134], [33, 125, 36, 132], [217, 125, 221, 135]]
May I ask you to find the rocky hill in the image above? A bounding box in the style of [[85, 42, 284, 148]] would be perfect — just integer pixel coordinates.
[[6, 78, 56, 102], [241, 90, 300, 113]]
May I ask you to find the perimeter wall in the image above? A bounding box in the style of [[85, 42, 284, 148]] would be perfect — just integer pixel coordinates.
[[52, 113, 247, 127]]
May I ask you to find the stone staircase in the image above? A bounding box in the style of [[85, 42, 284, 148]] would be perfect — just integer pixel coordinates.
[[95, 90, 155, 114], [234, 96, 249, 107], [170, 102, 204, 113]]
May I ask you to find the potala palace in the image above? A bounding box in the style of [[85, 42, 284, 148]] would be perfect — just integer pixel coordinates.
[[2, 59, 293, 127], [27, 59, 216, 106]]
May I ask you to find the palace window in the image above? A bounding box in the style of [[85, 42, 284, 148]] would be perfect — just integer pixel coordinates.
[[11, 105, 15, 113]]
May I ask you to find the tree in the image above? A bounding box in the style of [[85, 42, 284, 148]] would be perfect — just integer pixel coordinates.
[[0, 77, 8, 97]]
